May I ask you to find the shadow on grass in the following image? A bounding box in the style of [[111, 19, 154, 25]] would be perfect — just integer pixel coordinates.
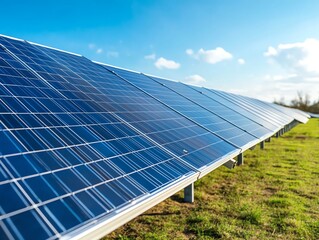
[[140, 211, 178, 217], [170, 194, 185, 203]]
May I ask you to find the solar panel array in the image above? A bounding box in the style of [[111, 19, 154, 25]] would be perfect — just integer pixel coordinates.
[[0, 35, 309, 240]]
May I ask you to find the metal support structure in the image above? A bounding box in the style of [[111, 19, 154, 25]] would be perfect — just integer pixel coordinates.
[[184, 183, 194, 203], [237, 153, 244, 166], [276, 132, 280, 138], [260, 141, 265, 150], [223, 159, 237, 169], [266, 137, 271, 142]]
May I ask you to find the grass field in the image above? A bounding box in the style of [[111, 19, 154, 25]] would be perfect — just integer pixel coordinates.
[[105, 119, 319, 240]]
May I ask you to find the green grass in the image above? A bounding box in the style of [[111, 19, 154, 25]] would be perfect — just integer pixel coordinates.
[[104, 119, 319, 240]]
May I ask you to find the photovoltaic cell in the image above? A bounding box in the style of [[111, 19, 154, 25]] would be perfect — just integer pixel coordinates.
[[208, 89, 293, 126], [145, 75, 273, 139], [29, 41, 239, 168], [102, 65, 259, 149], [187, 85, 282, 132], [244, 95, 309, 124]]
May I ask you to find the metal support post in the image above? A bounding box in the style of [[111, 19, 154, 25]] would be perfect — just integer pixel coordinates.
[[184, 183, 194, 203], [237, 153, 244, 166]]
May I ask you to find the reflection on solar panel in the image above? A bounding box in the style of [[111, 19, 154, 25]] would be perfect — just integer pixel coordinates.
[[142, 74, 274, 139], [0, 35, 310, 239], [189, 85, 283, 132], [103, 66, 259, 150]]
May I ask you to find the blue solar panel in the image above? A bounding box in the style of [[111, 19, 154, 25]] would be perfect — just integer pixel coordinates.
[[208, 89, 293, 126], [142, 75, 274, 139], [27, 41, 239, 168], [242, 95, 309, 124], [185, 85, 282, 132], [102, 65, 261, 150], [0, 36, 197, 239], [0, 35, 308, 239]]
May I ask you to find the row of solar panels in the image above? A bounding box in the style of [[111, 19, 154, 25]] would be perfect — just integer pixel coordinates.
[[308, 112, 319, 118], [0, 35, 309, 240]]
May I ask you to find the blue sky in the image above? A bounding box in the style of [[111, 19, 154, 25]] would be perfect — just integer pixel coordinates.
[[1, 0, 319, 102]]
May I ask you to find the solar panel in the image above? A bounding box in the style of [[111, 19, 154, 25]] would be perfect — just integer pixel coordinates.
[[0, 36, 242, 239], [142, 75, 275, 140], [185, 85, 283, 132], [30, 41, 240, 169], [0, 35, 309, 239], [253, 97, 310, 124], [101, 65, 261, 150], [209, 89, 294, 126], [0, 36, 197, 239]]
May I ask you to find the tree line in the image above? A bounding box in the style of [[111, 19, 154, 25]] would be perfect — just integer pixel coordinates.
[[274, 92, 319, 114]]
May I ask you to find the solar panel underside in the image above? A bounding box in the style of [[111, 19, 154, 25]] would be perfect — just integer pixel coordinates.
[[0, 36, 240, 239]]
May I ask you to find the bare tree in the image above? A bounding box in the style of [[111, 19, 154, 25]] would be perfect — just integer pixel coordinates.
[[274, 92, 319, 113], [274, 97, 287, 106], [290, 91, 311, 111]]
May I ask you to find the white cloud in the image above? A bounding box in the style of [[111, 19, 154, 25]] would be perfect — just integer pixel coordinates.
[[264, 46, 277, 57], [305, 77, 319, 82], [223, 72, 319, 104], [88, 43, 95, 49], [96, 48, 103, 54], [144, 53, 156, 60], [88, 44, 105, 55], [263, 74, 297, 82], [107, 51, 119, 58], [237, 58, 245, 65], [187, 47, 233, 64], [185, 74, 206, 85], [264, 38, 319, 75], [257, 38, 319, 102], [224, 80, 319, 104], [155, 57, 180, 70], [186, 49, 194, 55]]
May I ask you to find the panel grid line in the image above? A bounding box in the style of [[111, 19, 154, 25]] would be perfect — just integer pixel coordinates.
[[143, 73, 261, 139], [101, 65, 243, 151]]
